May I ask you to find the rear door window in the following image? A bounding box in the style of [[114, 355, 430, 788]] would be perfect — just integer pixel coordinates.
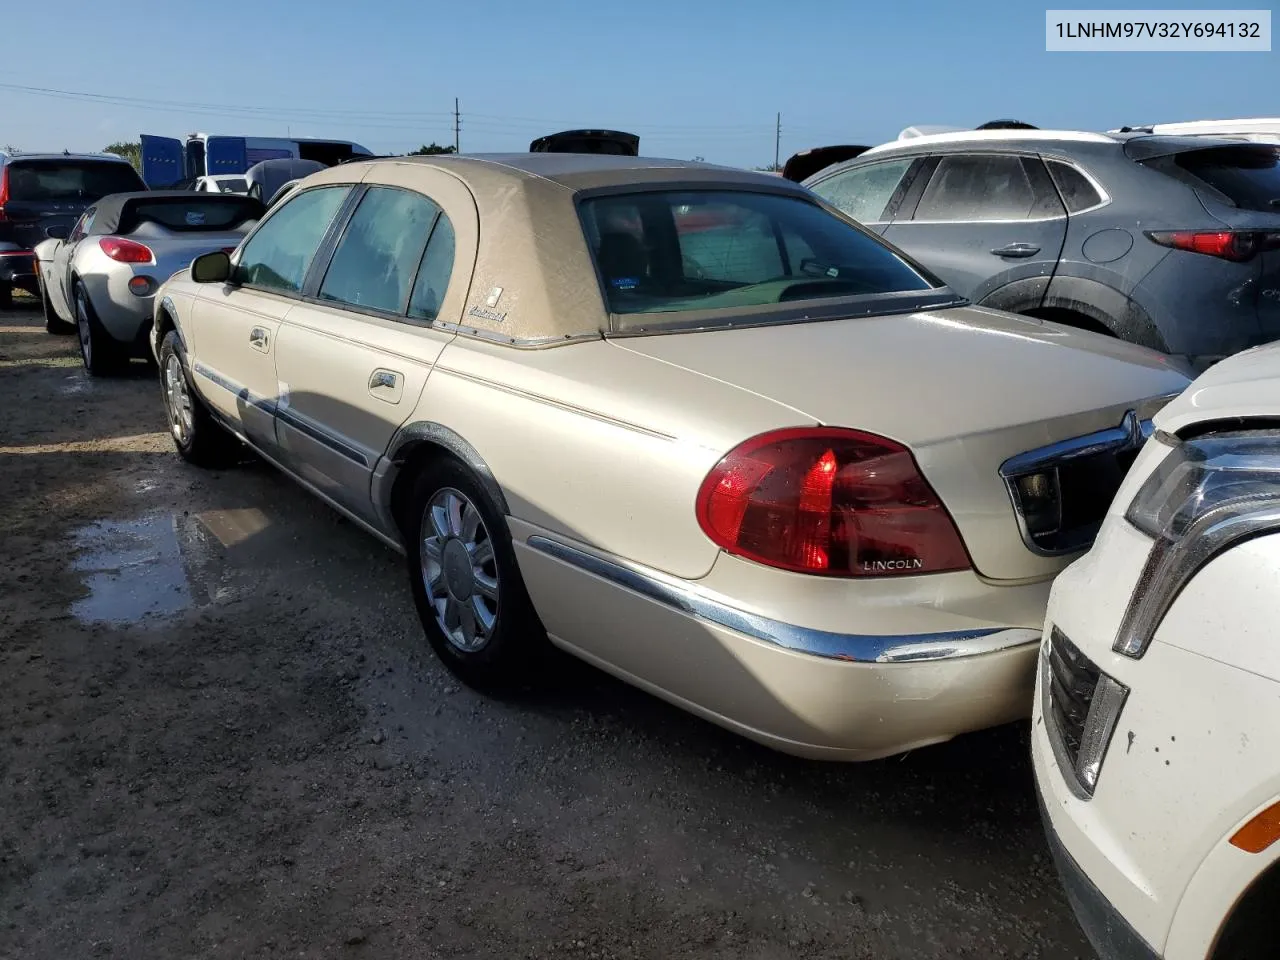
[[1172, 145, 1280, 212], [235, 186, 349, 294], [6, 160, 144, 202], [408, 214, 456, 321], [912, 154, 1061, 221], [810, 158, 914, 223], [318, 186, 443, 314], [1046, 160, 1105, 213]]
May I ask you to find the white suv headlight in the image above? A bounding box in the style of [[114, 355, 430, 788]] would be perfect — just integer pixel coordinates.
[[1116, 429, 1280, 658]]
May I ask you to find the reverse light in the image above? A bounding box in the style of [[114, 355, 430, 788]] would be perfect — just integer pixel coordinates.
[[1231, 800, 1280, 854], [1146, 230, 1280, 263], [1116, 430, 1280, 658], [98, 236, 154, 264], [695, 427, 971, 577]]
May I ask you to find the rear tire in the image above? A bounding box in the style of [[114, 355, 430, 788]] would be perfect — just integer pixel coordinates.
[[158, 330, 241, 468], [405, 457, 549, 691], [0, 283, 12, 311], [42, 279, 73, 334], [74, 283, 126, 376]]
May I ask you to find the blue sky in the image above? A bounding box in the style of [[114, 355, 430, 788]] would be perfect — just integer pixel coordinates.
[[1, 0, 1276, 167]]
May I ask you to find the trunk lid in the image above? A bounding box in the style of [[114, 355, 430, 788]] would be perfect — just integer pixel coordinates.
[[615, 306, 1191, 580]]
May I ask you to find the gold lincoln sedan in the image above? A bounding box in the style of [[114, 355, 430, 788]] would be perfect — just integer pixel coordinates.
[[150, 153, 1189, 760]]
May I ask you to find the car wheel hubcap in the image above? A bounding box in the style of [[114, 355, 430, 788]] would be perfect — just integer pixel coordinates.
[[163, 355, 193, 444], [420, 488, 499, 653]]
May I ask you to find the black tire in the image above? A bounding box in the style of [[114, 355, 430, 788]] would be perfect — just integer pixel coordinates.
[[41, 279, 73, 334], [158, 330, 241, 468], [0, 282, 11, 311], [74, 282, 126, 376], [405, 457, 548, 690]]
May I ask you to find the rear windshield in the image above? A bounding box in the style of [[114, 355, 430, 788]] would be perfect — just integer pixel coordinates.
[[581, 190, 935, 326], [126, 197, 262, 232], [6, 160, 144, 202], [1172, 145, 1280, 212]]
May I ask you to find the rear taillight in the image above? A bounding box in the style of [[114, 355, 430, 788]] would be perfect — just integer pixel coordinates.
[[695, 427, 971, 577], [1146, 229, 1280, 263], [0, 165, 9, 222], [98, 236, 154, 264]]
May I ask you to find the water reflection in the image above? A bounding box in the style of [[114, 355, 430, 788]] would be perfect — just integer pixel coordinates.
[[70, 508, 272, 626]]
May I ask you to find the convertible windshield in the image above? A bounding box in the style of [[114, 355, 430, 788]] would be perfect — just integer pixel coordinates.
[[581, 190, 936, 325]]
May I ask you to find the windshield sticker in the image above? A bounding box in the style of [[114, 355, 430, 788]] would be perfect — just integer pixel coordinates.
[[611, 277, 640, 290], [185, 211, 206, 226]]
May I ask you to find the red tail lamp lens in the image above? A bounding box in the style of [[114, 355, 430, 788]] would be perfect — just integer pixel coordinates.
[[98, 236, 154, 264], [695, 427, 971, 577]]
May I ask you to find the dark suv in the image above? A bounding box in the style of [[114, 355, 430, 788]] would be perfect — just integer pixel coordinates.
[[805, 130, 1280, 368], [0, 152, 146, 308]]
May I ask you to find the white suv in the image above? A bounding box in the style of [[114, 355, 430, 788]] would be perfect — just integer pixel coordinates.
[[1033, 341, 1280, 959]]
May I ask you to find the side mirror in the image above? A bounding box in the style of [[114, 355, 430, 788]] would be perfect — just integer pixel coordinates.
[[44, 224, 69, 241], [190, 250, 232, 284]]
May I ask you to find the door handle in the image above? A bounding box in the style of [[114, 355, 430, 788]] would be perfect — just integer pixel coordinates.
[[991, 242, 1041, 258], [369, 370, 399, 391], [249, 326, 270, 351]]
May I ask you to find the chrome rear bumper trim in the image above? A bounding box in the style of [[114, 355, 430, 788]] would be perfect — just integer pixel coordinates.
[[526, 536, 1039, 664]]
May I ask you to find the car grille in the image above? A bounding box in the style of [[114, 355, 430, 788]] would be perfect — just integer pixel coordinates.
[[1043, 626, 1129, 798], [1046, 628, 1100, 769], [1001, 411, 1153, 556]]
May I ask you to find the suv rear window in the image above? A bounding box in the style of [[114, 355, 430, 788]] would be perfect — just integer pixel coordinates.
[[581, 190, 935, 326], [5, 160, 144, 202], [1171, 145, 1280, 212]]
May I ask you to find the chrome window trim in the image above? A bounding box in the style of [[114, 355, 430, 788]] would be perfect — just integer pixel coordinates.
[[527, 535, 1039, 664], [1000, 410, 1154, 557], [1113, 502, 1280, 659]]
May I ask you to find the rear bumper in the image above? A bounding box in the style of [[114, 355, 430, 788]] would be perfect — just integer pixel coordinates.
[[515, 532, 1043, 760], [80, 272, 153, 343], [0, 251, 37, 292]]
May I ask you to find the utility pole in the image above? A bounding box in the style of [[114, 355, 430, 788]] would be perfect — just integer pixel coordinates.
[[774, 112, 781, 171], [454, 98, 461, 153]]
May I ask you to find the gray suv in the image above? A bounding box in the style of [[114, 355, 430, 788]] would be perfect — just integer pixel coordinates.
[[805, 130, 1280, 368]]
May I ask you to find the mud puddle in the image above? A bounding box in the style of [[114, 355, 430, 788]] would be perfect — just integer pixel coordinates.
[[70, 508, 274, 625]]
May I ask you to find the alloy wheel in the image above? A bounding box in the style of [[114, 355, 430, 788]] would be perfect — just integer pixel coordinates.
[[420, 488, 500, 652], [75, 292, 92, 367], [163, 354, 194, 445]]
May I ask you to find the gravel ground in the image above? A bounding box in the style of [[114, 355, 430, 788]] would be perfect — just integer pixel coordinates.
[[0, 303, 1094, 959]]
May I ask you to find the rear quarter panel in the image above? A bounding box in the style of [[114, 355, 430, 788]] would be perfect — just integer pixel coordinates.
[[411, 336, 812, 579]]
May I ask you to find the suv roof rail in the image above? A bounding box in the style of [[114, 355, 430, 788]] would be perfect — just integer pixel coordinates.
[[866, 128, 1116, 156]]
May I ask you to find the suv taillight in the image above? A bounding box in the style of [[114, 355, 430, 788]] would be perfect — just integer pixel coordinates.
[[98, 236, 154, 264], [1146, 229, 1280, 263], [695, 427, 971, 577], [0, 165, 8, 222]]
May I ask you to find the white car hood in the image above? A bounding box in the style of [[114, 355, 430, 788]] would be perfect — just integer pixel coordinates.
[[1154, 340, 1280, 434]]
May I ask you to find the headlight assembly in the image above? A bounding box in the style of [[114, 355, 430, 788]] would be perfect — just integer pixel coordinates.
[[1115, 430, 1280, 658]]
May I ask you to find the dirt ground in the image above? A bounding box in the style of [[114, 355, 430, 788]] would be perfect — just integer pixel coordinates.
[[0, 304, 1094, 959]]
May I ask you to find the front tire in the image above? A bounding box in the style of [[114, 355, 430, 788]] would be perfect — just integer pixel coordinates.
[[74, 283, 125, 376], [158, 330, 241, 468], [42, 279, 73, 334], [406, 458, 548, 690]]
